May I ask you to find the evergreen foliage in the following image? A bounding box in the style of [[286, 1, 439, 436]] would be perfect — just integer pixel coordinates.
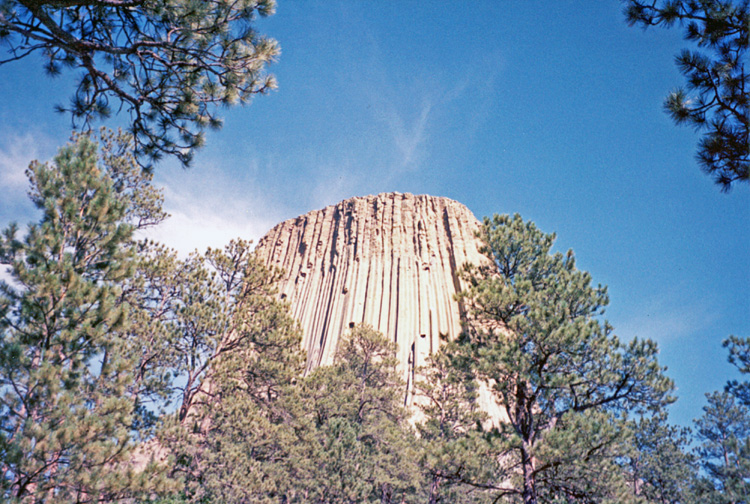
[[622, 0, 749, 191], [125, 239, 300, 425], [691, 336, 750, 504], [286, 324, 421, 504], [0, 131, 169, 502], [627, 413, 698, 503], [452, 214, 675, 504], [726, 336, 750, 406], [415, 346, 497, 504], [693, 391, 750, 503], [0, 0, 279, 168], [125, 239, 304, 502]]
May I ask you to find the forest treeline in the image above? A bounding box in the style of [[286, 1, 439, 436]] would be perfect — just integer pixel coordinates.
[[1, 133, 747, 504]]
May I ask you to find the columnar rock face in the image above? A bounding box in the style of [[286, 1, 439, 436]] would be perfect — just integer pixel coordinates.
[[254, 192, 490, 403]]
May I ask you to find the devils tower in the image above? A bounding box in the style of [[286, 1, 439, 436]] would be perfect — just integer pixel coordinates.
[[254, 192, 489, 401]]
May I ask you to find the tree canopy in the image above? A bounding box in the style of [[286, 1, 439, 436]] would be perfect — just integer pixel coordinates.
[[690, 336, 750, 503], [450, 214, 674, 504], [0, 131, 169, 502], [0, 0, 279, 168], [151, 240, 305, 503], [623, 0, 749, 191], [287, 325, 421, 504]]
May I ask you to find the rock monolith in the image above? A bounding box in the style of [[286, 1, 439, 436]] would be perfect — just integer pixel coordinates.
[[255, 192, 491, 403]]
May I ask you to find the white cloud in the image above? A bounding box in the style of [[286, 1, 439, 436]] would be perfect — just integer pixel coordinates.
[[0, 130, 60, 225], [142, 165, 285, 257], [0, 134, 38, 190], [141, 200, 279, 257], [0, 130, 61, 188], [360, 53, 502, 185], [0, 266, 14, 287], [0, 264, 26, 294]]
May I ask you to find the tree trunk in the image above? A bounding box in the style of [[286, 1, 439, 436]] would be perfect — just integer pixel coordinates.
[[521, 443, 537, 504], [380, 482, 392, 503], [427, 475, 441, 504]]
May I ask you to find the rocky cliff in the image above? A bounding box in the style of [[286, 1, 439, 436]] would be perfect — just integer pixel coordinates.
[[254, 192, 490, 403]]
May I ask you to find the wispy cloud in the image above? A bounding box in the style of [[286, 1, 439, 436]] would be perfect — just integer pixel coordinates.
[[0, 130, 61, 187], [357, 41, 503, 186], [0, 127, 291, 258], [360, 59, 437, 180], [349, 21, 437, 179], [140, 202, 278, 257], [0, 266, 14, 287], [613, 288, 719, 345], [380, 98, 433, 173]]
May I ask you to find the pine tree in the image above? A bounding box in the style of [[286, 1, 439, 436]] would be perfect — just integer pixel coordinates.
[[726, 336, 750, 406], [693, 391, 750, 503], [453, 214, 675, 504], [0, 0, 279, 168], [627, 413, 698, 503], [415, 345, 497, 504], [286, 324, 422, 504], [622, 0, 748, 190], [0, 131, 168, 502], [131, 239, 306, 502], [690, 336, 750, 504]]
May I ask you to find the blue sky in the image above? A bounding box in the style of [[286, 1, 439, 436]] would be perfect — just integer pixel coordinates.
[[0, 1, 747, 428]]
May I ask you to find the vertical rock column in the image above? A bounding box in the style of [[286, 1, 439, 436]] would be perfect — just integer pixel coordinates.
[[253, 192, 489, 404]]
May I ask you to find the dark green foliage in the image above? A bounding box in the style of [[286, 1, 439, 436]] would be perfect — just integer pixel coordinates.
[[622, 0, 749, 191], [0, 0, 279, 168], [624, 336, 750, 504], [415, 346, 498, 504], [161, 323, 422, 503], [0, 131, 169, 502], [726, 336, 750, 406], [690, 336, 750, 504], [125, 239, 300, 424], [125, 239, 305, 502], [627, 413, 698, 503], [693, 391, 750, 503], [287, 325, 422, 504], [452, 214, 674, 504]]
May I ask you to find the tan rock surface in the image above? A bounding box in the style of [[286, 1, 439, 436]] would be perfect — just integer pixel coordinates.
[[254, 192, 490, 404]]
